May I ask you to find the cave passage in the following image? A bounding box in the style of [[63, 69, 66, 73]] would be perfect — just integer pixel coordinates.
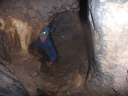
[[0, 0, 94, 96]]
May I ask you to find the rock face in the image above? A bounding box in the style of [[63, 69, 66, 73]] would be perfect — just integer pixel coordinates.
[[0, 0, 79, 53], [89, 0, 128, 95], [0, 64, 28, 96], [0, 30, 28, 96], [0, 0, 79, 96]]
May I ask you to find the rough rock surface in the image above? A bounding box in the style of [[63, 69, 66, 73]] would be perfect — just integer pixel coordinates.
[[0, 0, 79, 53], [0, 64, 28, 96], [89, 0, 128, 95], [0, 0, 87, 96]]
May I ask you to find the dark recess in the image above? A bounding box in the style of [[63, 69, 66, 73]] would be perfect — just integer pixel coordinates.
[[79, 0, 89, 22], [79, 0, 97, 79]]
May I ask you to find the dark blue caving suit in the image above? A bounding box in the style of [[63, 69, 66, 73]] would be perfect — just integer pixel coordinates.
[[35, 24, 57, 64]]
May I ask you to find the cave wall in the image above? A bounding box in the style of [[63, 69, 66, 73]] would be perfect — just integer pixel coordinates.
[[0, 0, 78, 54], [0, 0, 79, 96], [89, 0, 128, 95]]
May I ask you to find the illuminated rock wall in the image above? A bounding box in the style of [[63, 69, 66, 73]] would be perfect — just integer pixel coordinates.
[[89, 0, 128, 95]]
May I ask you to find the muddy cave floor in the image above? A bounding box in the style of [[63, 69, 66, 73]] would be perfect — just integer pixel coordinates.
[[8, 12, 89, 96]]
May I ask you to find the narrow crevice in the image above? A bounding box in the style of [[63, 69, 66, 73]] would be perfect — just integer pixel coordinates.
[[79, 0, 98, 79]]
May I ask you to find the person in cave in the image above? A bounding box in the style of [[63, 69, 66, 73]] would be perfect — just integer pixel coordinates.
[[33, 23, 57, 65]]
